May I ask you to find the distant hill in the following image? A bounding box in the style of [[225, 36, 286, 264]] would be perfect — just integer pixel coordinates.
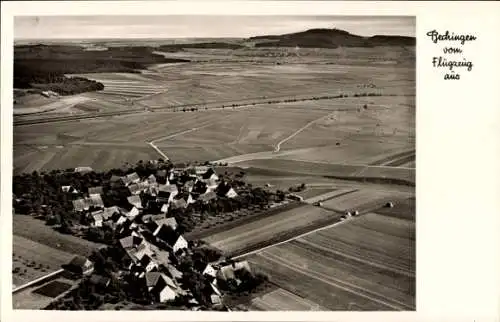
[[249, 28, 415, 48]]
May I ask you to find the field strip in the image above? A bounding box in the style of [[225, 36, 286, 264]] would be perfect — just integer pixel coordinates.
[[304, 189, 358, 204], [233, 217, 349, 260], [12, 269, 64, 294], [294, 238, 415, 278], [257, 251, 408, 310], [273, 111, 336, 153]]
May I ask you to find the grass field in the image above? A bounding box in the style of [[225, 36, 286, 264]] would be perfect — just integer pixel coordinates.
[[246, 210, 415, 311], [13, 214, 104, 257], [12, 235, 74, 288], [203, 204, 339, 256]]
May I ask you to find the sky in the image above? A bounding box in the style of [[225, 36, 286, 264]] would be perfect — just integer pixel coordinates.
[[14, 15, 415, 40]]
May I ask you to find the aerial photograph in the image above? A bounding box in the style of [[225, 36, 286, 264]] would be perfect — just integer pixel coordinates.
[[12, 15, 416, 311]]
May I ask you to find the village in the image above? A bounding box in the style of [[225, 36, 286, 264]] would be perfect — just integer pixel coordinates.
[[41, 163, 277, 310]]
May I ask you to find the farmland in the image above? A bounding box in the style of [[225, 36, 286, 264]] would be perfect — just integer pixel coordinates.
[[203, 204, 341, 256], [244, 210, 415, 311], [13, 214, 104, 257], [12, 235, 74, 288]]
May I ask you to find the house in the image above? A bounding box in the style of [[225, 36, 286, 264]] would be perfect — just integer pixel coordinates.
[[192, 180, 208, 194], [88, 194, 105, 209], [127, 206, 140, 220], [90, 210, 104, 227], [211, 294, 223, 307], [88, 186, 103, 195], [153, 217, 178, 231], [127, 195, 143, 209], [128, 183, 143, 195], [119, 235, 145, 250], [183, 180, 195, 192], [171, 198, 187, 210], [74, 166, 93, 173], [202, 264, 217, 278], [216, 260, 252, 281], [147, 174, 157, 184], [204, 179, 219, 192], [89, 274, 111, 288], [194, 166, 210, 175], [72, 198, 90, 212], [202, 168, 219, 181], [172, 235, 188, 253], [102, 206, 120, 221], [139, 254, 159, 272], [160, 203, 169, 214], [167, 265, 183, 280], [65, 256, 94, 276], [158, 184, 178, 199], [217, 182, 238, 198], [121, 172, 140, 186], [198, 191, 217, 204], [145, 272, 177, 303]]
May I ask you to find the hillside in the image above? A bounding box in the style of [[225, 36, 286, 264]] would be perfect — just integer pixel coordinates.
[[250, 28, 415, 48]]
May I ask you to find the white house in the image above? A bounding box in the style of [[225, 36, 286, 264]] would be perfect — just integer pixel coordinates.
[[160, 203, 169, 214], [225, 187, 238, 198], [146, 272, 177, 303], [127, 206, 140, 220], [202, 264, 217, 278], [172, 235, 188, 253]]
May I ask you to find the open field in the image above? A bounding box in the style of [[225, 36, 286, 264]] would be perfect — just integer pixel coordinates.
[[14, 45, 414, 174], [12, 235, 75, 288], [203, 204, 340, 256], [245, 210, 415, 311], [319, 188, 412, 213], [247, 288, 327, 311], [234, 159, 415, 185], [13, 215, 104, 257]]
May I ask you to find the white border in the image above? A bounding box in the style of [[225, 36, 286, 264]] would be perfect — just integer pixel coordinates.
[[2, 1, 500, 322]]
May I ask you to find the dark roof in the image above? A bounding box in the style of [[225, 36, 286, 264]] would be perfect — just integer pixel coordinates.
[[69, 255, 89, 267], [201, 168, 217, 180]]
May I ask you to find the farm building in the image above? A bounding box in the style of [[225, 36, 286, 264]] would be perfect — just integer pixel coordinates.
[[65, 256, 94, 276]]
